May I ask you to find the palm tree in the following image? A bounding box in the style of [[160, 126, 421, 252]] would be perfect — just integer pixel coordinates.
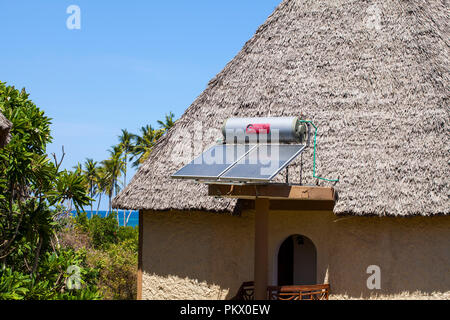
[[83, 158, 98, 218], [101, 145, 125, 216], [130, 125, 160, 168], [118, 129, 135, 226], [157, 112, 175, 131], [118, 129, 134, 188], [130, 112, 176, 169], [94, 167, 109, 216], [100, 160, 114, 216], [56, 169, 91, 215], [72, 163, 83, 175]]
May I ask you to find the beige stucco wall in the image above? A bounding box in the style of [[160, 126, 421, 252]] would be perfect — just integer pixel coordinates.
[[142, 208, 450, 300], [141, 210, 254, 300], [268, 210, 450, 298]]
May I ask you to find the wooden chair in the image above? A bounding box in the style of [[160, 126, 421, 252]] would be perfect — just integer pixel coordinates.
[[231, 282, 330, 300], [267, 284, 330, 300], [230, 281, 255, 300]]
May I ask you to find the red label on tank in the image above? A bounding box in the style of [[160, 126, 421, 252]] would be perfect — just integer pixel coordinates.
[[246, 123, 271, 134]]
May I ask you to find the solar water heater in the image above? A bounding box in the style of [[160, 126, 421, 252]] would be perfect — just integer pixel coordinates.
[[171, 117, 311, 184]]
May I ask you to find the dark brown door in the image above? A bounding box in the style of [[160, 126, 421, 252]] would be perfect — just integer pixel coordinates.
[[277, 236, 293, 286], [278, 235, 317, 286]]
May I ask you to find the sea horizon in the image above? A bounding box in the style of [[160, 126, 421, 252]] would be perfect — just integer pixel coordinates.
[[71, 210, 139, 227]]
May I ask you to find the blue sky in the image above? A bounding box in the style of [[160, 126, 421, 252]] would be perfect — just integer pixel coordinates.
[[1, 0, 280, 209]]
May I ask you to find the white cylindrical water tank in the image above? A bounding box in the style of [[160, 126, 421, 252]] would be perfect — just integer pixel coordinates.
[[221, 117, 306, 143]]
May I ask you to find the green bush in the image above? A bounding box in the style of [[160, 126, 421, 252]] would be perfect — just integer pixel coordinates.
[[0, 248, 102, 300], [67, 213, 138, 299], [74, 212, 119, 249], [0, 268, 31, 300], [86, 240, 137, 300], [117, 226, 138, 247]]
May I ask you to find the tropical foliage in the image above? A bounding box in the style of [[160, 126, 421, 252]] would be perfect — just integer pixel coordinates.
[[0, 81, 99, 299], [0, 81, 175, 300], [65, 212, 138, 300], [79, 111, 175, 224]]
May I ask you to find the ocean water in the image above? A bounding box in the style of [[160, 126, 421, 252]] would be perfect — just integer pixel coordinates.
[[71, 210, 139, 227]]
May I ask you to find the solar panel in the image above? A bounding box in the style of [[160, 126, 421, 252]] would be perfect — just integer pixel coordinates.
[[171, 144, 256, 180], [171, 117, 312, 184], [218, 144, 305, 182]]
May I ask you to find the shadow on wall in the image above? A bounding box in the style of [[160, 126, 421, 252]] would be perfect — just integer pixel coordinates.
[[141, 210, 255, 300], [327, 215, 450, 298]]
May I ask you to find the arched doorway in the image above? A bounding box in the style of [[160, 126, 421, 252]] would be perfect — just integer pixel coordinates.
[[277, 234, 317, 286]]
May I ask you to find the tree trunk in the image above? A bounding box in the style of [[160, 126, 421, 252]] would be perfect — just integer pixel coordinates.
[[108, 189, 112, 217], [96, 193, 102, 216], [123, 157, 127, 227], [123, 157, 127, 190], [68, 199, 73, 215], [125, 210, 133, 226], [31, 236, 43, 275], [114, 178, 119, 227], [90, 183, 93, 218]]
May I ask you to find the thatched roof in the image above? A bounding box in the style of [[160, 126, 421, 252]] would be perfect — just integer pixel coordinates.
[[0, 111, 12, 148], [114, 0, 449, 216]]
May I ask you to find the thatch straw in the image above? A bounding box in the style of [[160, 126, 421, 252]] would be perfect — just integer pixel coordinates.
[[113, 0, 449, 216], [0, 111, 12, 148]]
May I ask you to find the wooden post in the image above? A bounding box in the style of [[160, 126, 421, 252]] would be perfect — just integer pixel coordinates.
[[137, 209, 143, 300], [254, 198, 269, 300]]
